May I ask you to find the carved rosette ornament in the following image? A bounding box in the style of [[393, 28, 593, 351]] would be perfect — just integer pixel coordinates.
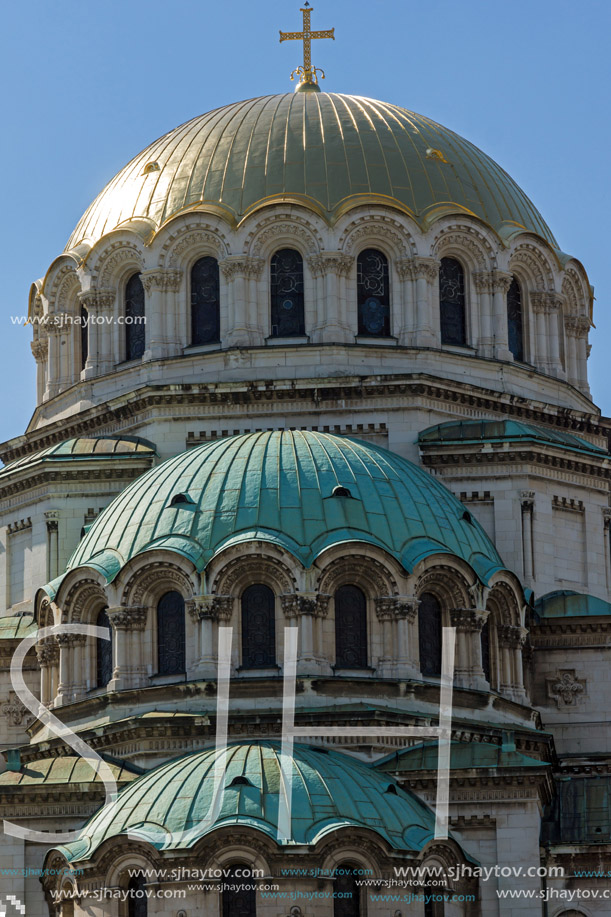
[[106, 606, 148, 631], [186, 595, 234, 622], [548, 670, 586, 707], [395, 257, 439, 282], [375, 596, 419, 621], [306, 252, 354, 278], [280, 593, 331, 618], [1, 692, 34, 727], [449, 608, 488, 633]]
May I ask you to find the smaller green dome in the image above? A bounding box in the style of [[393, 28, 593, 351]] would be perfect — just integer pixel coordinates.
[[60, 431, 505, 589], [53, 742, 439, 862]]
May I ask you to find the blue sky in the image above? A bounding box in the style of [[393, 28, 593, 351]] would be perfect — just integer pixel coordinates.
[[1, 0, 609, 442]]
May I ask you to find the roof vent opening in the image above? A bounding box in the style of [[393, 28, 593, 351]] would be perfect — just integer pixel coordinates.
[[310, 746, 329, 755], [227, 775, 254, 788], [331, 485, 352, 498], [142, 161, 160, 175], [462, 510, 474, 525], [385, 784, 399, 795], [169, 493, 196, 508]]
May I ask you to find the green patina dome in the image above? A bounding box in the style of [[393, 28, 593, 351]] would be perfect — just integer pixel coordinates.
[[57, 431, 504, 590], [54, 741, 439, 861], [66, 92, 556, 251]]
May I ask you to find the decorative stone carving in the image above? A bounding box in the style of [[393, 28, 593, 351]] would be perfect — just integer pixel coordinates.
[[564, 315, 590, 338], [547, 669, 586, 707], [450, 608, 487, 632], [1, 692, 34, 727], [44, 510, 60, 533], [36, 643, 58, 666], [140, 270, 182, 293], [395, 257, 439, 282], [497, 624, 527, 649], [341, 216, 415, 258], [186, 595, 234, 622], [96, 244, 144, 288], [165, 227, 228, 267], [306, 252, 353, 278], [249, 219, 321, 257], [123, 562, 195, 605], [280, 593, 331, 618], [219, 256, 264, 279], [375, 596, 419, 621], [106, 606, 148, 631], [520, 490, 535, 511], [55, 633, 87, 646], [30, 339, 48, 362]]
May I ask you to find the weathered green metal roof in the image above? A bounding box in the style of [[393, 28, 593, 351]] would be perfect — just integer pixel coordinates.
[[53, 742, 440, 862], [376, 741, 549, 773], [0, 755, 140, 787], [60, 431, 505, 589], [418, 420, 608, 458], [534, 591, 611, 619], [66, 93, 557, 252], [0, 435, 157, 479], [0, 615, 37, 640]]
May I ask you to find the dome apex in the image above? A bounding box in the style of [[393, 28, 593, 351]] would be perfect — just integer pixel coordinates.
[[66, 92, 556, 252]]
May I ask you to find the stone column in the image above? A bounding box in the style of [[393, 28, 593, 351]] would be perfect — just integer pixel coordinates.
[[78, 290, 116, 377], [573, 315, 591, 394], [398, 257, 439, 347], [141, 271, 181, 361], [563, 315, 579, 386], [375, 596, 420, 678], [280, 593, 331, 675], [449, 608, 488, 691], [473, 271, 494, 357], [491, 270, 512, 360], [546, 294, 564, 377], [220, 257, 265, 346], [307, 252, 354, 342], [107, 606, 148, 692], [36, 643, 58, 707], [45, 511, 60, 582], [55, 634, 87, 706], [44, 316, 67, 398], [497, 624, 528, 702], [531, 292, 550, 371], [31, 338, 48, 404], [187, 595, 234, 679], [520, 491, 535, 583], [603, 508, 611, 593]]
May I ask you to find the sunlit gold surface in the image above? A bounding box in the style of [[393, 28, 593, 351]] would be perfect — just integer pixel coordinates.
[[66, 93, 557, 252], [280, 4, 334, 86]]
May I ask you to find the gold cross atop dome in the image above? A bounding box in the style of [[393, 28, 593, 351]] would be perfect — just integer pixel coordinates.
[[279, 2, 335, 92]]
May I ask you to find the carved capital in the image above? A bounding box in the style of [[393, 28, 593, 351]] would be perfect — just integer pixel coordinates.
[[307, 252, 354, 278], [497, 624, 528, 649], [79, 289, 115, 311], [520, 490, 535, 511], [220, 256, 264, 280], [45, 510, 60, 533], [107, 605, 148, 631], [449, 608, 488, 632], [490, 270, 513, 295], [395, 257, 439, 283], [46, 313, 71, 335], [140, 270, 182, 294], [30, 339, 49, 362], [36, 643, 59, 666], [603, 508, 611, 530], [280, 593, 331, 618], [472, 271, 495, 294], [55, 633, 87, 647], [186, 595, 234, 622], [375, 596, 419, 621]]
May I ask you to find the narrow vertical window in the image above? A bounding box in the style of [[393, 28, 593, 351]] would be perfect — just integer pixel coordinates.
[[127, 874, 148, 917], [418, 592, 442, 677], [95, 607, 112, 688], [507, 276, 524, 361], [357, 248, 390, 336], [222, 866, 256, 917], [481, 617, 491, 683], [157, 590, 186, 676], [191, 256, 220, 345], [270, 249, 304, 337], [80, 304, 88, 370], [335, 585, 368, 668], [334, 864, 361, 917], [125, 272, 145, 361], [439, 257, 466, 345], [241, 584, 276, 668]]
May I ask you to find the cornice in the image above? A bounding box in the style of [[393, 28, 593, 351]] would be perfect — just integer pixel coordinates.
[[0, 460, 155, 502]]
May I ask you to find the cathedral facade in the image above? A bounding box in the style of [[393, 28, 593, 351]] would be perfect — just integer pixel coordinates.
[[0, 45, 608, 917]]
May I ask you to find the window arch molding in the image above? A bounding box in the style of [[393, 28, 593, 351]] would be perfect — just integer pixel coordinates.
[[118, 556, 198, 609], [207, 547, 298, 599], [315, 549, 400, 600]]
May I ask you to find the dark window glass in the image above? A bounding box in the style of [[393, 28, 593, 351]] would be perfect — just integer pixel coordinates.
[[357, 248, 390, 336], [157, 590, 185, 676], [481, 617, 491, 683], [270, 249, 304, 337], [222, 866, 256, 917], [424, 886, 444, 917], [241, 584, 276, 668], [80, 305, 88, 370], [127, 874, 148, 917], [96, 607, 112, 688], [125, 272, 145, 361], [335, 585, 368, 668], [439, 257, 466, 345], [191, 256, 220, 345], [419, 592, 442, 677], [334, 864, 361, 917], [507, 276, 524, 361]]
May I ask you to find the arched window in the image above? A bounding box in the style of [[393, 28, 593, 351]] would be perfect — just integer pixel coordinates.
[[127, 873, 148, 917], [96, 607, 113, 688], [357, 248, 390, 336], [335, 585, 368, 669], [419, 593, 442, 677], [481, 617, 491, 683], [241, 584, 276, 668], [157, 591, 186, 676], [191, 256, 220, 345], [507, 276, 524, 361], [125, 272, 146, 361], [424, 885, 444, 917], [334, 864, 361, 917], [270, 249, 304, 337], [80, 304, 88, 371], [439, 257, 466, 345], [222, 866, 256, 917]]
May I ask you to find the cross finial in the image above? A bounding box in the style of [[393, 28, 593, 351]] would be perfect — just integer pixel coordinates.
[[279, 4, 335, 92]]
